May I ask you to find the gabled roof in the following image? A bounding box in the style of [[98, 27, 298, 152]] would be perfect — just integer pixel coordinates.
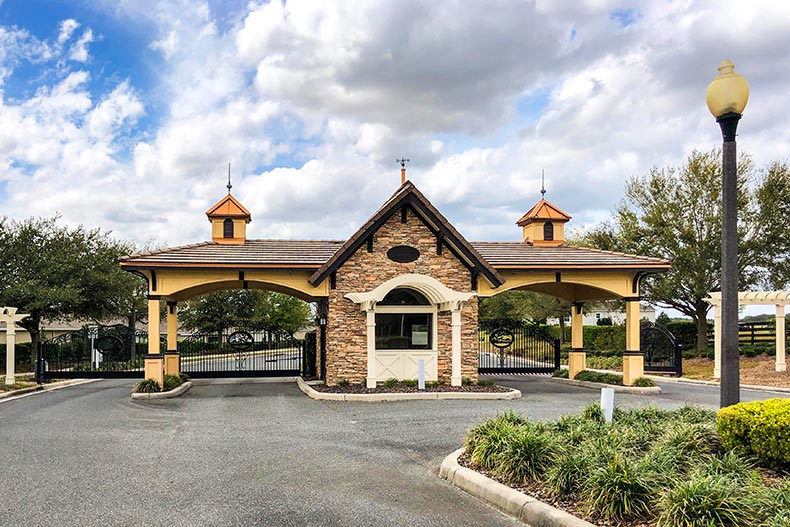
[[308, 181, 505, 288], [516, 198, 571, 226], [205, 193, 252, 221], [471, 242, 670, 270]]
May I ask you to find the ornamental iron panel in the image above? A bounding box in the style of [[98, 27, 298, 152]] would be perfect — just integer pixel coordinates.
[[40, 324, 155, 379], [642, 321, 682, 376], [478, 318, 560, 374], [179, 327, 302, 378]]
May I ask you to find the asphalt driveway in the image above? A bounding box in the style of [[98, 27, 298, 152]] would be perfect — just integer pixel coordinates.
[[0, 376, 786, 526]]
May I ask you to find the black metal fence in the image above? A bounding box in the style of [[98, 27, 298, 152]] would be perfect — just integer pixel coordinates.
[[40, 325, 155, 379], [642, 322, 682, 376], [478, 318, 561, 374], [179, 328, 303, 378]]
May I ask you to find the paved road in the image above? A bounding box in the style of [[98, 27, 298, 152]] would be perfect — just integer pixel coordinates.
[[0, 377, 786, 527]]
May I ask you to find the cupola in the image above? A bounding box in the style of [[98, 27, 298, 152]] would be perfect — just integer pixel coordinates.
[[516, 197, 571, 246], [205, 193, 251, 244]]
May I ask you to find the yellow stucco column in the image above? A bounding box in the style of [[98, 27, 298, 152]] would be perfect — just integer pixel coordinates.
[[623, 298, 643, 386], [164, 301, 180, 377], [568, 302, 586, 379], [144, 296, 164, 386]]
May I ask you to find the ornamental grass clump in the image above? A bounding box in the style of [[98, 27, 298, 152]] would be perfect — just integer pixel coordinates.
[[545, 452, 592, 497], [582, 454, 655, 521], [494, 425, 559, 484], [655, 473, 762, 527], [162, 374, 183, 391], [134, 379, 161, 393]]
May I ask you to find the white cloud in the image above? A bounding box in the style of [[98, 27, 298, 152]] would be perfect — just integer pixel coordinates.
[[68, 28, 94, 62], [0, 0, 789, 254]]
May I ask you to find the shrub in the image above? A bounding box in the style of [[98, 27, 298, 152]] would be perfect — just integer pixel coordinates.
[[632, 377, 656, 387], [494, 425, 559, 484], [425, 381, 442, 388], [478, 379, 496, 386], [470, 421, 519, 470], [656, 473, 760, 527], [552, 368, 568, 378], [461, 377, 473, 386], [717, 398, 790, 469], [179, 373, 191, 383], [401, 378, 418, 387], [583, 454, 654, 521], [382, 377, 398, 388], [575, 370, 623, 385], [134, 379, 161, 393], [162, 374, 183, 391], [337, 378, 350, 387]]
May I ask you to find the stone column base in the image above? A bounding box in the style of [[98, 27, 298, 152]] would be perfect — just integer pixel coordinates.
[[144, 354, 164, 386], [568, 350, 586, 379], [366, 377, 377, 389], [451, 376, 462, 387], [623, 352, 644, 386], [164, 351, 180, 376], [777, 361, 787, 372]]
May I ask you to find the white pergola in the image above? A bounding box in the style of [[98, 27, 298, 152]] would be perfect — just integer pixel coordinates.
[[706, 291, 789, 378], [1, 307, 29, 386]]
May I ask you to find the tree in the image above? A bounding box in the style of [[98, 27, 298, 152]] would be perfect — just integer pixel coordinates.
[[576, 149, 788, 352], [179, 290, 312, 335], [0, 216, 140, 358], [754, 161, 790, 289], [480, 290, 571, 343]]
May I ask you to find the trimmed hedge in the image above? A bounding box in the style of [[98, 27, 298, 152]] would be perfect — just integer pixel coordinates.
[[718, 398, 790, 469]]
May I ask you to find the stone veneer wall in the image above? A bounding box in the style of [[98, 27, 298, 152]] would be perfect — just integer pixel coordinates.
[[325, 210, 479, 386]]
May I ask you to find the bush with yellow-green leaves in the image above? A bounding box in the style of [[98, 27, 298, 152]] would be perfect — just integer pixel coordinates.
[[717, 398, 790, 470]]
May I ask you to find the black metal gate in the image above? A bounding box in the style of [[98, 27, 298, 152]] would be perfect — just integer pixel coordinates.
[[178, 328, 303, 378], [642, 322, 682, 376], [40, 324, 153, 379], [478, 319, 561, 374]]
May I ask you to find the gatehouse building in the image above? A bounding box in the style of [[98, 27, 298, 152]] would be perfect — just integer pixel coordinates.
[[119, 173, 669, 387]]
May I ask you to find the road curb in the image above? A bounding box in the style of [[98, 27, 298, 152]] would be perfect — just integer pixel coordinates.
[[131, 381, 192, 400], [296, 377, 521, 401], [439, 448, 595, 527], [549, 377, 662, 394], [0, 378, 100, 403]]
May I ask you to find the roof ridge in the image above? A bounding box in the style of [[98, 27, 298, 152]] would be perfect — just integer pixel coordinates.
[[120, 241, 213, 261], [562, 244, 670, 264]]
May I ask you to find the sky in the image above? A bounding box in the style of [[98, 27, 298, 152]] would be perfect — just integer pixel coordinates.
[[0, 0, 789, 315]]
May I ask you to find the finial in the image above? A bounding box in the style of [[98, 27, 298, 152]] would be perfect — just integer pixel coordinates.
[[227, 163, 232, 193], [396, 157, 410, 185], [540, 169, 546, 197]]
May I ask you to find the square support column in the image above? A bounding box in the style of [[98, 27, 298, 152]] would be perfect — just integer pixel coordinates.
[[777, 305, 786, 372], [144, 297, 164, 386], [5, 317, 16, 386], [623, 298, 643, 386], [365, 308, 377, 388], [569, 302, 585, 379], [451, 308, 462, 387], [164, 302, 180, 376]]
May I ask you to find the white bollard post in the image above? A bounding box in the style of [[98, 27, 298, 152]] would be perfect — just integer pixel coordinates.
[[601, 387, 615, 424], [417, 359, 425, 390]]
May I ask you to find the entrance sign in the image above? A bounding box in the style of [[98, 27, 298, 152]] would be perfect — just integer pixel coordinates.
[[489, 328, 515, 349]]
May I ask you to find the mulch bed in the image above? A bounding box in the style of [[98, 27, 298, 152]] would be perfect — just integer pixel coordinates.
[[312, 383, 511, 394], [457, 451, 653, 527]]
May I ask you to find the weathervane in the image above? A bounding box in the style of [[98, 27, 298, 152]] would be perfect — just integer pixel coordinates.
[[227, 163, 232, 193], [397, 157, 410, 185], [540, 169, 546, 197]]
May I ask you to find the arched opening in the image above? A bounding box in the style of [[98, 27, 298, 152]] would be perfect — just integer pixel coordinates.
[[223, 218, 234, 238], [543, 221, 554, 241]]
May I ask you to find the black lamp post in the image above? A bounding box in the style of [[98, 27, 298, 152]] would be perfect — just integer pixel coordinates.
[[706, 60, 749, 408]]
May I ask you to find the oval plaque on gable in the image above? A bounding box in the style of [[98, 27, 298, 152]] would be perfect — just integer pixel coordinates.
[[387, 245, 420, 263]]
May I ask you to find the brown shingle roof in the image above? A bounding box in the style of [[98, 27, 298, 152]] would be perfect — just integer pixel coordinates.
[[471, 242, 670, 269], [120, 240, 344, 268], [516, 198, 572, 226]]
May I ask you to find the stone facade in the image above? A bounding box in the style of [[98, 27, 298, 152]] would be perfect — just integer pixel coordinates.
[[325, 209, 479, 386]]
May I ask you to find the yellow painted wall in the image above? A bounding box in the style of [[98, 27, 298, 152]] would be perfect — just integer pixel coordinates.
[[478, 270, 636, 301], [521, 221, 565, 243], [146, 268, 329, 302], [210, 218, 247, 244]]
